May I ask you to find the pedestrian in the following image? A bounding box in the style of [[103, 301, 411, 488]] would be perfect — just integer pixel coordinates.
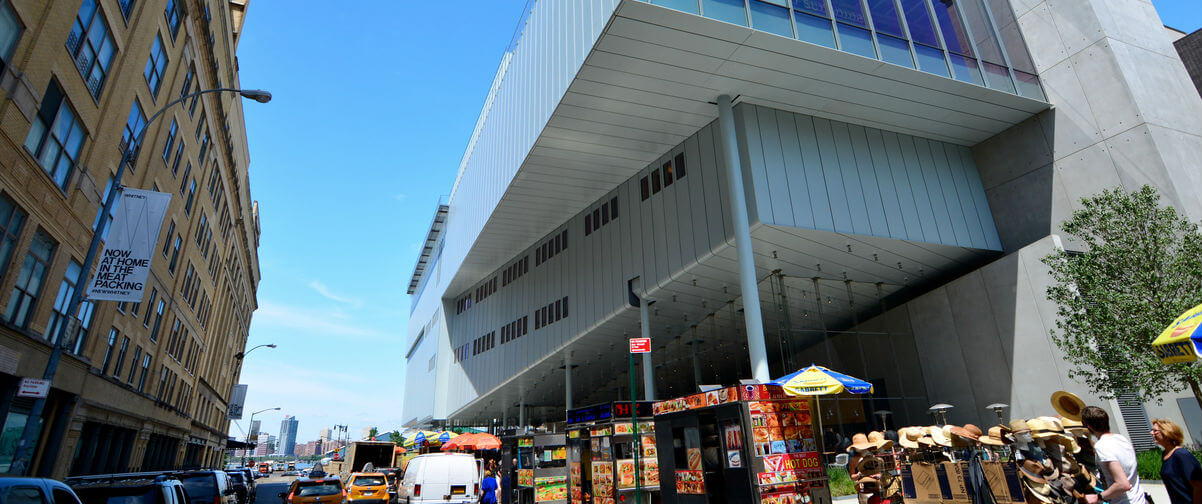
[[481, 470, 499, 504], [1082, 405, 1146, 504], [1152, 418, 1202, 504]]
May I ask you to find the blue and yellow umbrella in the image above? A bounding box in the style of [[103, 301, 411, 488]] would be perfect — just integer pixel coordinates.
[[1152, 303, 1202, 364], [770, 364, 874, 396]]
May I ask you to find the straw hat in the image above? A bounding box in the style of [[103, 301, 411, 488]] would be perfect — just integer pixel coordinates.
[[979, 425, 1013, 446], [1010, 419, 1032, 434], [868, 431, 894, 451], [949, 424, 982, 445], [849, 433, 874, 452], [1061, 418, 1089, 437], [857, 455, 885, 475], [1019, 459, 1048, 485], [898, 427, 922, 449], [929, 426, 954, 448], [1028, 417, 1067, 439], [1051, 391, 1086, 421]]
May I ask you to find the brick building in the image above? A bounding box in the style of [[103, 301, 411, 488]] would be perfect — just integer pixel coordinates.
[[0, 0, 260, 477]]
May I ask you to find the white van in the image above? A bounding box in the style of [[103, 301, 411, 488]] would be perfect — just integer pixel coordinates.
[[398, 453, 482, 504]]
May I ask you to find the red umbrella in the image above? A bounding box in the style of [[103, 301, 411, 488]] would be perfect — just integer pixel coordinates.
[[471, 433, 501, 450], [440, 433, 502, 451], [440, 433, 477, 451]]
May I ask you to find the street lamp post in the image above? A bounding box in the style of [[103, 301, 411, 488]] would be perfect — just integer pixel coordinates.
[[7, 87, 271, 476], [235, 343, 277, 360], [243, 407, 281, 467]]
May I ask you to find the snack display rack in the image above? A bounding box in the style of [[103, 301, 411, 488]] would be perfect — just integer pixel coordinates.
[[533, 433, 569, 504], [651, 384, 832, 504], [565, 401, 661, 504], [502, 433, 536, 504]]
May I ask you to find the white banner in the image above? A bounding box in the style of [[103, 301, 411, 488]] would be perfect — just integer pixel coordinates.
[[85, 188, 171, 302], [230, 384, 248, 419]]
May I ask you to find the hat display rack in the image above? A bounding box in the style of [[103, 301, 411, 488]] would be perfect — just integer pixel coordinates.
[[846, 391, 1103, 504]]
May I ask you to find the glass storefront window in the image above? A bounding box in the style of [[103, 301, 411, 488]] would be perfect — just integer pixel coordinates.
[[899, 0, 940, 47], [1014, 70, 1044, 99], [830, 0, 869, 26], [652, 0, 702, 14], [878, 33, 914, 67], [866, 0, 905, 37], [837, 23, 877, 58], [914, 43, 950, 77], [948, 53, 984, 85], [794, 9, 836, 48], [751, 0, 795, 37], [982, 61, 1015, 92], [931, 0, 974, 57], [0, 411, 30, 472], [702, 0, 749, 25]]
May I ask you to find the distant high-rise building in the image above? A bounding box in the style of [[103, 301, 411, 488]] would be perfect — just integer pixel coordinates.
[[361, 426, 374, 440], [319, 427, 331, 443], [250, 420, 262, 438], [280, 416, 299, 457]]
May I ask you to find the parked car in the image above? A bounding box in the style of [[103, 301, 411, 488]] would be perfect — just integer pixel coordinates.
[[226, 472, 253, 504], [234, 470, 256, 497], [67, 472, 187, 504], [345, 473, 388, 504], [175, 471, 236, 504], [278, 477, 343, 504], [1, 477, 85, 504], [396, 453, 480, 504]]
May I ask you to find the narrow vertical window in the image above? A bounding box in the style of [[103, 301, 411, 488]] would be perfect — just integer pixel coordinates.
[[67, 0, 117, 97], [561, 230, 568, 250], [585, 214, 592, 236], [4, 230, 56, 328], [0, 193, 28, 280], [662, 160, 675, 186], [640, 177, 650, 201], [651, 169, 662, 194], [144, 34, 168, 96], [674, 154, 686, 179], [601, 203, 610, 225], [610, 197, 619, 219], [25, 81, 86, 189]]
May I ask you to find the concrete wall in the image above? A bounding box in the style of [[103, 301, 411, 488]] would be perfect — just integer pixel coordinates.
[[973, 0, 1202, 251]]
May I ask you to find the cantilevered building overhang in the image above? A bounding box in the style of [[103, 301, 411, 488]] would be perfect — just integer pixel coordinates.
[[407, 0, 1053, 426]]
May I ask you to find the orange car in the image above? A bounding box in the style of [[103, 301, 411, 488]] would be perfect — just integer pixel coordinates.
[[346, 473, 390, 504], [280, 477, 344, 504]]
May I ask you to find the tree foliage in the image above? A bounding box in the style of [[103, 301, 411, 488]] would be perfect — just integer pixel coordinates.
[[1043, 185, 1202, 405], [368, 427, 379, 440], [388, 431, 403, 445]]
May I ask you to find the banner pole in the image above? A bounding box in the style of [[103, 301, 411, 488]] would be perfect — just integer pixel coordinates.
[[630, 349, 642, 504]]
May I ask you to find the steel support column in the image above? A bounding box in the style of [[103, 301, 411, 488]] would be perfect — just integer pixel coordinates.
[[716, 94, 770, 383], [639, 299, 655, 400]]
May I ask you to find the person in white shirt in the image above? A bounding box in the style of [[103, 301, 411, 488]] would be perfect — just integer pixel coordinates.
[[1083, 405, 1146, 504]]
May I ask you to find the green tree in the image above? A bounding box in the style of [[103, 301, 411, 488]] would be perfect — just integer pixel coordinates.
[[369, 427, 378, 440], [388, 431, 402, 444], [1043, 185, 1202, 409]]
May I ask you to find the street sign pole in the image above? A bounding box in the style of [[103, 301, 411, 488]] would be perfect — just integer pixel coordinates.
[[629, 349, 642, 504]]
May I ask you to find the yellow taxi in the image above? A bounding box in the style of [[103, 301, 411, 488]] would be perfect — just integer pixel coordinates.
[[346, 472, 390, 504], [279, 476, 344, 504]]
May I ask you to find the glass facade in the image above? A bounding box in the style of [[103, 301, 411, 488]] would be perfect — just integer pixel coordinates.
[[644, 0, 1043, 100]]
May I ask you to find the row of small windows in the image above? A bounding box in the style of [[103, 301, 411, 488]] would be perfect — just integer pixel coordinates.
[[502, 256, 529, 287], [454, 343, 469, 363], [476, 276, 498, 303], [455, 295, 472, 315], [535, 230, 568, 267], [534, 297, 569, 330], [640, 153, 688, 201], [473, 330, 496, 356], [584, 197, 619, 236], [501, 316, 529, 344]]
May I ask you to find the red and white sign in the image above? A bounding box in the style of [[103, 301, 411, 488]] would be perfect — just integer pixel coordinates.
[[17, 378, 50, 398], [629, 338, 651, 353]]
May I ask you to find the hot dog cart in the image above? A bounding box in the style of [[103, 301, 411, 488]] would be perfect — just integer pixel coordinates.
[[565, 401, 661, 504], [532, 433, 569, 504], [502, 433, 536, 504], [652, 385, 832, 504]]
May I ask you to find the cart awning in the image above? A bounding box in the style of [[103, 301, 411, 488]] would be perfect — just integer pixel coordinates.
[[1153, 303, 1202, 364]]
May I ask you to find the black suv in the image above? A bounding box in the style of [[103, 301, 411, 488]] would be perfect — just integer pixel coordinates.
[[226, 472, 254, 504], [174, 471, 236, 504], [67, 473, 188, 504]]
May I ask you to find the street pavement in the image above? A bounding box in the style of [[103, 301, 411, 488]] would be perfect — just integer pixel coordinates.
[[253, 474, 295, 504]]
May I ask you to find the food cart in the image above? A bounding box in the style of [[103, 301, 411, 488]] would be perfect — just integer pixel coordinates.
[[533, 433, 569, 503], [502, 433, 536, 504], [652, 384, 832, 504], [565, 401, 661, 504]]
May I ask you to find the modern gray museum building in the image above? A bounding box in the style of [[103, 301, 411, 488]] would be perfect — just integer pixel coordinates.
[[402, 0, 1202, 447]]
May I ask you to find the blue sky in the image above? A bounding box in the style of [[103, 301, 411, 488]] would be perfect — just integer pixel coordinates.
[[230, 0, 1202, 443]]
